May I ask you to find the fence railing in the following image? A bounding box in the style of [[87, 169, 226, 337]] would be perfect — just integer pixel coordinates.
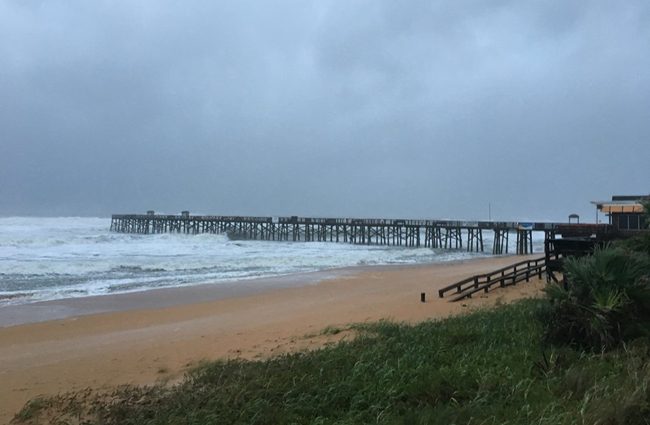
[[438, 257, 546, 302]]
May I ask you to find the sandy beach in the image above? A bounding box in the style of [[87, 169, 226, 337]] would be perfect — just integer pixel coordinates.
[[0, 255, 545, 423]]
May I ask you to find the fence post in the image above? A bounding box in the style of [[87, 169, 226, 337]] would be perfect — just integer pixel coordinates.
[[525, 262, 530, 282]]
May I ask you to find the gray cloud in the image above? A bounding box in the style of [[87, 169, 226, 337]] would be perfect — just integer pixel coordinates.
[[1, 0, 649, 222]]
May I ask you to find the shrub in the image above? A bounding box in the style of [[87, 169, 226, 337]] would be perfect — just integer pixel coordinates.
[[616, 232, 650, 256], [542, 246, 650, 350]]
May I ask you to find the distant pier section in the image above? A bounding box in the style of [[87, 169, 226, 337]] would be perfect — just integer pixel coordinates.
[[109, 211, 588, 255]]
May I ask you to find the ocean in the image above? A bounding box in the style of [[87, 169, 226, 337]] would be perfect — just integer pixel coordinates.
[[0, 217, 545, 306]]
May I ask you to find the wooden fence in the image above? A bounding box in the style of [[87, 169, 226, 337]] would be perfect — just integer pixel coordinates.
[[438, 257, 546, 302]]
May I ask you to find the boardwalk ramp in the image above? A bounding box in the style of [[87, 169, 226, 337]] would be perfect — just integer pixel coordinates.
[[438, 257, 546, 302]]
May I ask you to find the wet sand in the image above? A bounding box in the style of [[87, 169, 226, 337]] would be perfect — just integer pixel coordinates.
[[0, 255, 545, 423]]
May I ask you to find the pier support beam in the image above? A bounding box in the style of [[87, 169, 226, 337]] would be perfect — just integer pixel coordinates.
[[492, 229, 509, 254], [444, 227, 462, 249], [466, 228, 484, 252], [424, 226, 443, 248], [516, 230, 533, 255]]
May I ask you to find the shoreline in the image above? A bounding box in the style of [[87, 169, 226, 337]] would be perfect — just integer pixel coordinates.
[[0, 267, 357, 328], [0, 254, 513, 328], [0, 255, 545, 423]]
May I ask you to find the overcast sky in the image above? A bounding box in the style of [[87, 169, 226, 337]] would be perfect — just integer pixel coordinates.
[[1, 1, 648, 222]]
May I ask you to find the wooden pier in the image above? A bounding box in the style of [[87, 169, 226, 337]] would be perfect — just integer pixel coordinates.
[[109, 212, 570, 255]]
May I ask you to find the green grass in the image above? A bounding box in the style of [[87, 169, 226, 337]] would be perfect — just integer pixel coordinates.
[[14, 299, 650, 424]]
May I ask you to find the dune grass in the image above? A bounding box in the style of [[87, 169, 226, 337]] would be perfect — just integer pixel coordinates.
[[14, 298, 650, 425]]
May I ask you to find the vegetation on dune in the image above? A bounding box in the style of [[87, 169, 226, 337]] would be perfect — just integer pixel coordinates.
[[616, 231, 650, 256], [13, 233, 650, 425], [541, 246, 650, 350], [13, 298, 650, 425]]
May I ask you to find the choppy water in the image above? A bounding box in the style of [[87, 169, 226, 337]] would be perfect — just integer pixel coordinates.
[[0, 217, 544, 306]]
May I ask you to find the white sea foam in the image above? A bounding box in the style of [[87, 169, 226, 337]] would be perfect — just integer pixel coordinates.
[[0, 217, 546, 306]]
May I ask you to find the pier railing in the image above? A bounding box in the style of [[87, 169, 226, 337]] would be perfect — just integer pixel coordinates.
[[111, 213, 561, 230], [438, 256, 547, 301]]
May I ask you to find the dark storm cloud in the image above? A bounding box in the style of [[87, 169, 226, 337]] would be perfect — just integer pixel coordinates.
[[1, 0, 649, 221]]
